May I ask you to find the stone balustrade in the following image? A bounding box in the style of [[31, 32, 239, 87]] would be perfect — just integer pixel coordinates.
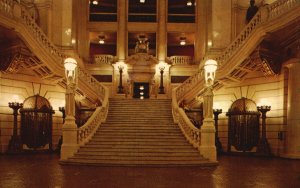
[[169, 56, 193, 65], [93, 54, 115, 65]]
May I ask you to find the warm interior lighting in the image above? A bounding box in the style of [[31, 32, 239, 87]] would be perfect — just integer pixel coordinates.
[[140, 92, 144, 96], [139, 86, 144, 90], [187, 0, 192, 6], [92, 0, 98, 5], [180, 37, 186, 46], [64, 58, 77, 80], [99, 36, 105, 44], [204, 59, 218, 85], [140, 0, 145, 3], [140, 96, 144, 99]]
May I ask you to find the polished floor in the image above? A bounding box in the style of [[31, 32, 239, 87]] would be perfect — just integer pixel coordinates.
[[0, 153, 299, 188]]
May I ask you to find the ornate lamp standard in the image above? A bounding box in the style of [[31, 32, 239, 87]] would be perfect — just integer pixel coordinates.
[[61, 57, 79, 160], [158, 65, 165, 94], [118, 65, 124, 94], [7, 101, 23, 153], [200, 59, 218, 162], [256, 105, 272, 156], [213, 109, 223, 154]]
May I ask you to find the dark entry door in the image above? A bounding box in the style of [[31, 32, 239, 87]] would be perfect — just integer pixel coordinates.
[[133, 82, 149, 99]]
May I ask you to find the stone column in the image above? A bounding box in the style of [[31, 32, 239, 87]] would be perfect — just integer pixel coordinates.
[[61, 83, 78, 160], [283, 59, 300, 159], [157, 0, 168, 97], [76, 0, 89, 62], [117, 0, 127, 62], [200, 87, 217, 162], [157, 0, 167, 62], [194, 0, 209, 63]]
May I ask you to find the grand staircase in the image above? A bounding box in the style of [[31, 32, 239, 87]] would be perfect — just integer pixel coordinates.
[[62, 99, 215, 166]]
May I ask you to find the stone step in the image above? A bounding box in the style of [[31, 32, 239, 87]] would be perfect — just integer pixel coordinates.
[[91, 137, 186, 143], [87, 140, 191, 146], [70, 155, 204, 162], [78, 147, 196, 153], [74, 151, 200, 157], [82, 144, 194, 150], [61, 159, 216, 167], [96, 129, 181, 133], [93, 132, 183, 137]]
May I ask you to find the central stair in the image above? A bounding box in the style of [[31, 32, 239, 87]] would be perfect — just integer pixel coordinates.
[[63, 99, 215, 166]]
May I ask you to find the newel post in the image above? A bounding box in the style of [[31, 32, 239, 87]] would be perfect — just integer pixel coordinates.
[[60, 58, 79, 160], [199, 59, 217, 162]]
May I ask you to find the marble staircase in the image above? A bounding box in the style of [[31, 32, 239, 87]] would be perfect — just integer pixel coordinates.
[[62, 99, 216, 166]]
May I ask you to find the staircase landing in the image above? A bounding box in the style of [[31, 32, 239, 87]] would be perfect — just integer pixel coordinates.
[[61, 99, 217, 166]]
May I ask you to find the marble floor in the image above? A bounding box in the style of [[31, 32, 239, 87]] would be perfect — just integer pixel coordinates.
[[0, 153, 299, 188]]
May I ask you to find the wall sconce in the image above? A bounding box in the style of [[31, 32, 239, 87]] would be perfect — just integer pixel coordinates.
[[99, 35, 105, 44], [204, 59, 218, 86], [64, 58, 78, 84], [139, 85, 144, 90], [158, 65, 165, 94], [180, 36, 186, 46], [187, 0, 192, 6]]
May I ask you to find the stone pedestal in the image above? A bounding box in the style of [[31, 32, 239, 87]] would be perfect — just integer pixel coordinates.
[[61, 116, 78, 160], [200, 118, 217, 162]]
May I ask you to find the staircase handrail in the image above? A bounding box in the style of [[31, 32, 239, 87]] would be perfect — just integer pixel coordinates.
[[172, 0, 299, 148], [172, 90, 201, 149], [78, 96, 109, 146]]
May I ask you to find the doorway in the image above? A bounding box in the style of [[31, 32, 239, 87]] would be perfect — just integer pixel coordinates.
[[133, 82, 149, 99]]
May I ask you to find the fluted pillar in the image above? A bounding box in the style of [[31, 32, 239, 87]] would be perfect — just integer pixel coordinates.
[[157, 0, 167, 62], [283, 58, 300, 159], [117, 0, 127, 62], [194, 0, 210, 63]]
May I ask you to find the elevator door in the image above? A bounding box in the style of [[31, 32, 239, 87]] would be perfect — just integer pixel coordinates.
[[133, 82, 149, 99]]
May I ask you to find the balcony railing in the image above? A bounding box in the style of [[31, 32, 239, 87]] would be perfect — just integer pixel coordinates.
[[169, 56, 194, 65], [92, 54, 115, 65]]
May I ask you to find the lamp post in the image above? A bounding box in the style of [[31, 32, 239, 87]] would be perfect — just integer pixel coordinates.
[[213, 109, 223, 154], [61, 57, 79, 160], [59, 107, 66, 123], [158, 66, 165, 94], [256, 105, 272, 156], [200, 59, 218, 162], [7, 102, 23, 153], [118, 65, 124, 94]]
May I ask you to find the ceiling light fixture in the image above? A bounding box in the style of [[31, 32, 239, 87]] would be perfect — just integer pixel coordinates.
[[99, 36, 105, 44], [187, 0, 192, 6], [180, 36, 186, 46], [140, 0, 145, 3], [92, 0, 98, 5]]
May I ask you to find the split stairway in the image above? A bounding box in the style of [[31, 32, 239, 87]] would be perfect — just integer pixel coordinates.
[[62, 99, 215, 166]]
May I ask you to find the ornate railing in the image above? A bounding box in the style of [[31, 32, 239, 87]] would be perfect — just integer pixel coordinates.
[[0, 0, 110, 147], [172, 91, 200, 149], [0, 0, 13, 16], [169, 56, 193, 65], [172, 0, 299, 148], [93, 54, 114, 65], [78, 97, 109, 146]]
